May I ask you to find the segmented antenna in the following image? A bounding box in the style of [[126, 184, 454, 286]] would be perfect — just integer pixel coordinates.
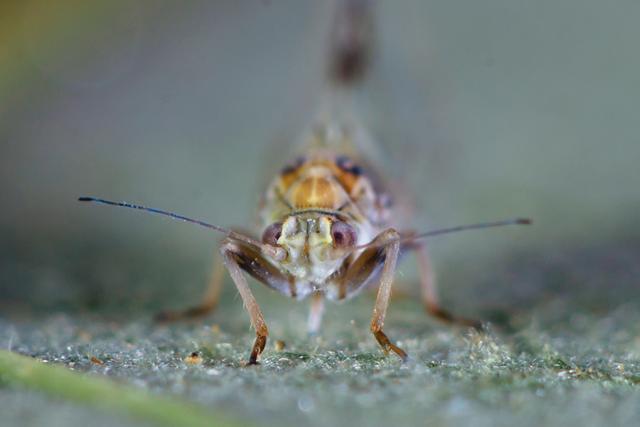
[[354, 218, 532, 251], [79, 196, 530, 256], [77, 196, 271, 253], [328, 0, 374, 86]]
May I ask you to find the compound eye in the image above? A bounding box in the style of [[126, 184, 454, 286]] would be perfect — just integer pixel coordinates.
[[331, 221, 357, 248], [262, 222, 283, 246]]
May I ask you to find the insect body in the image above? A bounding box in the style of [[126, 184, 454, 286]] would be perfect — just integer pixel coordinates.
[[79, 1, 530, 364], [79, 135, 527, 364]]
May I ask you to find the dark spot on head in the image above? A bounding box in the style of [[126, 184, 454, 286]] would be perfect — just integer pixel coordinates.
[[336, 155, 362, 176], [280, 156, 306, 175], [281, 165, 295, 174], [336, 155, 350, 168]]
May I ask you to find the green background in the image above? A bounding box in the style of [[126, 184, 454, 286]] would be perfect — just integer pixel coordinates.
[[1, 1, 639, 426]]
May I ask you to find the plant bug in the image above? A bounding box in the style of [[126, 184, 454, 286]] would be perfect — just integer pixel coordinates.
[[79, 0, 530, 364]]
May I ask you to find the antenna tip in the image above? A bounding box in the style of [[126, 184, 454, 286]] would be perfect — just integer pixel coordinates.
[[516, 218, 532, 225], [78, 196, 93, 202]]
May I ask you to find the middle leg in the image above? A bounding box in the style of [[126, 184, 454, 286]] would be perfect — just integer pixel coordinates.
[[412, 242, 483, 330], [155, 252, 225, 322]]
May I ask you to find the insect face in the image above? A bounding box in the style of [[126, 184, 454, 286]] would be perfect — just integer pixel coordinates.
[[264, 215, 357, 281]]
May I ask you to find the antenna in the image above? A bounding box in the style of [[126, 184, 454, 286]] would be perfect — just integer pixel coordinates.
[[77, 196, 284, 259], [79, 196, 530, 257], [354, 218, 532, 251]]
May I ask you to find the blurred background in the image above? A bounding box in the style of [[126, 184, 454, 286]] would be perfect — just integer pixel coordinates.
[[1, 0, 638, 320]]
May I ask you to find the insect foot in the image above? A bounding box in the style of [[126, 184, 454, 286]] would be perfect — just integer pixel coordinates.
[[371, 326, 408, 362]]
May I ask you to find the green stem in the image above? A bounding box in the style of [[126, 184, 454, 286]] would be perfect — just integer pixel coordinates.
[[0, 350, 244, 427]]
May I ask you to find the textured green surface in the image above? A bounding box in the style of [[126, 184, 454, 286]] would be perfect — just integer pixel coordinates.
[[1, 240, 639, 427]]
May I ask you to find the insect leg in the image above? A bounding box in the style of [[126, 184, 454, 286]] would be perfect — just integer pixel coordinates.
[[155, 252, 224, 322], [221, 239, 267, 365], [307, 292, 325, 336], [412, 242, 483, 330], [336, 229, 407, 361], [369, 229, 407, 361], [219, 238, 297, 364]]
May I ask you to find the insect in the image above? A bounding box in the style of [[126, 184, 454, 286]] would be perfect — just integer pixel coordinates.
[[79, 1, 530, 364]]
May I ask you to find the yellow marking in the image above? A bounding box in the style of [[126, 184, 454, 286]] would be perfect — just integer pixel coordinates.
[[292, 176, 338, 209], [271, 156, 373, 219]]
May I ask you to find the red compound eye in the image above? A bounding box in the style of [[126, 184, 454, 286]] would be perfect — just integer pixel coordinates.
[[331, 221, 357, 248], [262, 222, 283, 245]]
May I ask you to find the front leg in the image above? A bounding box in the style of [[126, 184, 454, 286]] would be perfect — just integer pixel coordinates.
[[369, 229, 407, 361], [219, 238, 296, 365], [337, 229, 407, 361]]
